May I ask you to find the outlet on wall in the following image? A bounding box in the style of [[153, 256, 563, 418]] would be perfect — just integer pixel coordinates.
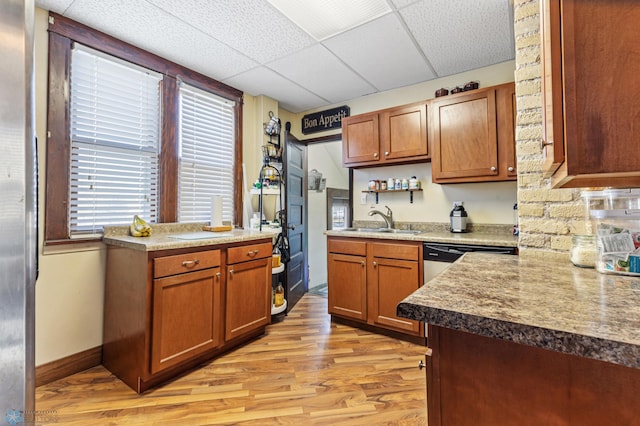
[[360, 193, 368, 205]]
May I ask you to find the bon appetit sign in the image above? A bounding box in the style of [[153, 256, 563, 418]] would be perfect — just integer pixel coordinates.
[[301, 105, 350, 135]]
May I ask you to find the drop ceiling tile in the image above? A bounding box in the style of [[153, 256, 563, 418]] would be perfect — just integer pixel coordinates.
[[224, 67, 328, 113], [323, 13, 436, 91], [400, 0, 515, 77], [148, 0, 316, 64], [389, 0, 422, 10], [61, 0, 257, 81], [35, 0, 75, 14], [268, 44, 376, 104]]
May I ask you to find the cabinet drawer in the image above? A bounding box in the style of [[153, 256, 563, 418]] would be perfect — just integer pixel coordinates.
[[328, 238, 367, 256], [371, 242, 419, 261], [154, 250, 221, 278], [227, 242, 271, 264]]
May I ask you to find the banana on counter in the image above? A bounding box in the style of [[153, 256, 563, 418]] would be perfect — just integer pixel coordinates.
[[129, 215, 153, 237]]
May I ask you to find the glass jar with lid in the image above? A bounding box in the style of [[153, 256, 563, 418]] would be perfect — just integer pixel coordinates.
[[570, 234, 596, 268]]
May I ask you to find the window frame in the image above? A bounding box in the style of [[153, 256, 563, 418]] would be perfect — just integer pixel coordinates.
[[45, 13, 244, 243]]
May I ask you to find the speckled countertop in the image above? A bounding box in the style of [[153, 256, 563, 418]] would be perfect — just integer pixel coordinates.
[[397, 252, 640, 369], [325, 229, 518, 247], [103, 222, 280, 251]]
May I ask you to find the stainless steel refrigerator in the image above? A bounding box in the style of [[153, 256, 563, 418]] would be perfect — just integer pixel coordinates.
[[0, 0, 37, 422]]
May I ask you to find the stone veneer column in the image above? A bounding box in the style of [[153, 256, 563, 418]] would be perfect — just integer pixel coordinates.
[[513, 0, 587, 260]]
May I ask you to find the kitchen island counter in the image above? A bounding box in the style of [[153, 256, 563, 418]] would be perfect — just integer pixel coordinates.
[[398, 252, 640, 425], [397, 252, 640, 368]]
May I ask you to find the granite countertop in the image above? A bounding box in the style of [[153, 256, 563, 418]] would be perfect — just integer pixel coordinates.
[[325, 229, 518, 247], [397, 252, 640, 369], [103, 222, 280, 251]]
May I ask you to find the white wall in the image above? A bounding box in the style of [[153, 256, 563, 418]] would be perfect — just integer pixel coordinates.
[[307, 142, 349, 288]]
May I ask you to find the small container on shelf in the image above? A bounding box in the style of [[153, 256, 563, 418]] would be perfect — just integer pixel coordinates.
[[274, 283, 285, 307], [380, 180, 387, 190]]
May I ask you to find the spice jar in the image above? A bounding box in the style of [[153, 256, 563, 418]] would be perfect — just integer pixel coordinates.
[[570, 235, 596, 268]]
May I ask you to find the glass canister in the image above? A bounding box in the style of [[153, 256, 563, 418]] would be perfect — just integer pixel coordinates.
[[570, 234, 596, 268]]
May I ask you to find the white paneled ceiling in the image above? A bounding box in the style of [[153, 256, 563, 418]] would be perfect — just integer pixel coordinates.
[[35, 0, 515, 113]]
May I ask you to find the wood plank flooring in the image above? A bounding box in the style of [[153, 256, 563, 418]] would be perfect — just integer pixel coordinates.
[[36, 294, 427, 425]]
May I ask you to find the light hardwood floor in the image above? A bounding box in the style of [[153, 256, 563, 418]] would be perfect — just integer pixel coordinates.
[[36, 294, 427, 425]]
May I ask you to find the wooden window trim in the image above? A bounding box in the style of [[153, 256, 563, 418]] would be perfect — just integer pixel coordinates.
[[45, 13, 244, 243]]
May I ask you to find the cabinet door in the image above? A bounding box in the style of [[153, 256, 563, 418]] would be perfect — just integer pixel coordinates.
[[327, 252, 367, 321], [225, 257, 271, 341], [540, 0, 565, 177], [380, 103, 428, 161], [151, 268, 222, 374], [497, 83, 517, 178], [542, 0, 640, 188], [368, 256, 421, 334], [431, 89, 498, 181], [342, 112, 380, 166]]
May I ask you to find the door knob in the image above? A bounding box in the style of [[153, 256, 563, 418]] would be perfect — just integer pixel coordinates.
[[287, 225, 295, 230], [418, 360, 425, 370]]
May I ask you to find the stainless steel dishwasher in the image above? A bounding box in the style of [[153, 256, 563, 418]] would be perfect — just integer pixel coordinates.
[[423, 242, 517, 284]]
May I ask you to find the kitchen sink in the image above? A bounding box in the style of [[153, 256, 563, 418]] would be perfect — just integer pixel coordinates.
[[341, 227, 422, 234]]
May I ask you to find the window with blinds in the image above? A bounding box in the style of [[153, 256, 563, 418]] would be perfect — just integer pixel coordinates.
[[178, 82, 236, 223], [69, 44, 162, 237]]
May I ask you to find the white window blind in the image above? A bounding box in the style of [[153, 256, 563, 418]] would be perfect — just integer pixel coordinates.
[[178, 82, 236, 223], [69, 44, 162, 237]]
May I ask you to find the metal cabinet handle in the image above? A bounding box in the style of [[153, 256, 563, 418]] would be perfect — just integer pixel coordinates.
[[508, 166, 514, 172], [418, 360, 425, 370], [247, 249, 259, 257], [229, 270, 234, 276], [215, 272, 221, 278], [490, 166, 497, 172], [373, 152, 378, 158], [540, 140, 553, 150], [360, 261, 365, 266], [372, 261, 377, 267], [385, 151, 389, 156], [181, 259, 200, 267]]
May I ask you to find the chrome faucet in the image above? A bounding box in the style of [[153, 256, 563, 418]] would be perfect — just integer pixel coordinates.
[[368, 206, 393, 229]]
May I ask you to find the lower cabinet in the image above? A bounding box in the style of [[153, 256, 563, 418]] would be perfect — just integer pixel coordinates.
[[225, 242, 272, 341], [426, 325, 640, 425], [327, 237, 423, 338], [103, 238, 272, 393]]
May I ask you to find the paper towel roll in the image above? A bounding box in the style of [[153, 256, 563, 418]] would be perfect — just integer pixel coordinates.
[[211, 195, 223, 227]]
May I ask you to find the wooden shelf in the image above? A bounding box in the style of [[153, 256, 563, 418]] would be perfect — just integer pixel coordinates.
[[362, 188, 423, 204]]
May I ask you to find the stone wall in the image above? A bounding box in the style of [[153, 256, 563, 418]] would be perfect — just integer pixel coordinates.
[[513, 0, 588, 260]]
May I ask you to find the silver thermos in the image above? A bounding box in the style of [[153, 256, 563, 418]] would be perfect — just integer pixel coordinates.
[[449, 202, 468, 233]]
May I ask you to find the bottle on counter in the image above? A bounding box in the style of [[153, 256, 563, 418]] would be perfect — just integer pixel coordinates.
[[274, 283, 285, 307]]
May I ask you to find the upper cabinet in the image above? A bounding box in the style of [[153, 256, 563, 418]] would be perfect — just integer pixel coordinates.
[[541, 0, 640, 188], [430, 83, 516, 183], [342, 102, 428, 168]]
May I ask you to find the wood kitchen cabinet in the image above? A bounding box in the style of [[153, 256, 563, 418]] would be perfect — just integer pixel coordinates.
[[425, 325, 640, 425], [327, 237, 423, 339], [540, 0, 640, 188], [342, 102, 428, 168], [103, 238, 272, 393], [225, 242, 272, 341], [430, 82, 516, 183], [151, 251, 223, 374]]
